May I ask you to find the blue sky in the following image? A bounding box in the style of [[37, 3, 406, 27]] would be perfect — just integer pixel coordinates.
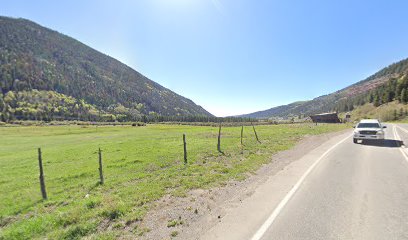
[[2, 0, 408, 116]]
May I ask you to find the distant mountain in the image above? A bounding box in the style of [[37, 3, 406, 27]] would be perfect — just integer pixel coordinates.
[[0, 16, 212, 122], [238, 101, 307, 119], [240, 58, 408, 119]]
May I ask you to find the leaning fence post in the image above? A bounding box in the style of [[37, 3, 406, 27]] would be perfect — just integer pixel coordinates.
[[98, 148, 104, 184], [217, 123, 222, 152], [183, 134, 187, 164], [251, 122, 261, 143], [38, 148, 47, 200]]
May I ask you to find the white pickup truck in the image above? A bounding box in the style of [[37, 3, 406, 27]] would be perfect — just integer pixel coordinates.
[[353, 119, 386, 144]]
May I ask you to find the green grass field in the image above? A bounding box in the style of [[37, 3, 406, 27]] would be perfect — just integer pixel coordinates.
[[0, 123, 349, 239]]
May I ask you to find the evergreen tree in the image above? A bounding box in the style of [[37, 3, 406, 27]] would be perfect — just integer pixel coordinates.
[[368, 93, 374, 103], [373, 95, 381, 107], [348, 104, 354, 111], [382, 90, 392, 104], [402, 88, 408, 104]]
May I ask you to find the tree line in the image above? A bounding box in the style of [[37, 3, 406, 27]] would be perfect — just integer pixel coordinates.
[[0, 90, 255, 123]]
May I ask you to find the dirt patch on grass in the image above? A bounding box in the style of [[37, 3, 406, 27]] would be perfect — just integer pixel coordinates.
[[128, 129, 349, 240]]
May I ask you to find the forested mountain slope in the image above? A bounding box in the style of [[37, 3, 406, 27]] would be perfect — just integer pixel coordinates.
[[241, 58, 408, 119], [0, 16, 212, 122]]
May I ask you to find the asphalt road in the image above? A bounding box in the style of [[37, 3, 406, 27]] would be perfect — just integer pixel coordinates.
[[256, 124, 408, 240]]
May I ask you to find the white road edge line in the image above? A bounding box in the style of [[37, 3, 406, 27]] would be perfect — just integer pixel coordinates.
[[393, 124, 402, 143], [393, 125, 408, 164], [396, 124, 408, 136], [250, 133, 352, 240]]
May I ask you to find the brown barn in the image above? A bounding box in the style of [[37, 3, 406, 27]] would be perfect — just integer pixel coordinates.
[[310, 112, 341, 123]]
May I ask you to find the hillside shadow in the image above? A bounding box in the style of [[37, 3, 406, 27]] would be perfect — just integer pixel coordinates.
[[359, 139, 403, 148]]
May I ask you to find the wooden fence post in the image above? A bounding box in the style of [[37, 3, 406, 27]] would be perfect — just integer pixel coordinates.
[[38, 148, 47, 200], [241, 125, 244, 146], [241, 125, 244, 154], [217, 123, 222, 152], [183, 134, 187, 164], [98, 148, 104, 184], [252, 122, 261, 143]]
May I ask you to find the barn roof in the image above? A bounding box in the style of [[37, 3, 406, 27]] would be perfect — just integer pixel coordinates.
[[309, 112, 340, 123], [310, 112, 338, 117]]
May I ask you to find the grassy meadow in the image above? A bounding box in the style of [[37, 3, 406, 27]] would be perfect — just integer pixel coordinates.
[[0, 123, 349, 239]]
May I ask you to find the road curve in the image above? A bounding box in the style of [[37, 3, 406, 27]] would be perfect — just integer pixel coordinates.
[[256, 124, 408, 240], [199, 124, 408, 240]]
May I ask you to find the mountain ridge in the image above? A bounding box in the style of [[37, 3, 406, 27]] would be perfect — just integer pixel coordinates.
[[0, 16, 212, 122], [240, 58, 408, 119]]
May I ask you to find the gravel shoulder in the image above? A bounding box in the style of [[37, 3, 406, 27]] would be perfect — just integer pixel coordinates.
[[134, 129, 351, 240]]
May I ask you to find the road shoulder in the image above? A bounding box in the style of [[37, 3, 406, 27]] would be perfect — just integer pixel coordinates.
[[137, 129, 352, 240]]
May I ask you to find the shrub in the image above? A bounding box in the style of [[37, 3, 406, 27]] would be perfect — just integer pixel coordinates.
[[167, 218, 183, 228], [132, 122, 146, 127], [85, 199, 100, 209], [171, 231, 179, 237], [101, 208, 124, 220]]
